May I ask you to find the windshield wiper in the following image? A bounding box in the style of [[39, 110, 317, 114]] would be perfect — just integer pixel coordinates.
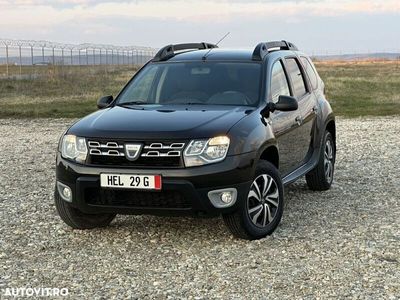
[[183, 102, 204, 105], [117, 100, 149, 106]]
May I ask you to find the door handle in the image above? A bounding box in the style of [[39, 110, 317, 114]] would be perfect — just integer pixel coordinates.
[[312, 106, 318, 113], [295, 116, 303, 126]]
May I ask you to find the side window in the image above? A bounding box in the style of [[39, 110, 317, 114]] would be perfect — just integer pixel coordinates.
[[285, 58, 307, 98], [301, 57, 318, 90], [270, 61, 290, 103]]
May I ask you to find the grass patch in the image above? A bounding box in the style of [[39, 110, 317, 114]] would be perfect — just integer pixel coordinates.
[[315, 61, 400, 117], [0, 65, 137, 118], [0, 62, 399, 118]]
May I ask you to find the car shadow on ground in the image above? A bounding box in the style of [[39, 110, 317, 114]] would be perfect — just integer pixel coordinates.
[[84, 180, 322, 241]]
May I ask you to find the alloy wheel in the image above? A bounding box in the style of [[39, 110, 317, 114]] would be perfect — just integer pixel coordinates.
[[324, 139, 334, 183], [247, 174, 279, 227]]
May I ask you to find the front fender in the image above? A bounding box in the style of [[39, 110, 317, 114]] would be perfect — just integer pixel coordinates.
[[228, 110, 276, 155]]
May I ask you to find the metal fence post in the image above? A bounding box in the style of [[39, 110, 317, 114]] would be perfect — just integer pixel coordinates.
[[18, 45, 22, 76], [30, 45, 34, 65], [5, 44, 9, 77], [130, 50, 133, 65], [104, 48, 107, 74]]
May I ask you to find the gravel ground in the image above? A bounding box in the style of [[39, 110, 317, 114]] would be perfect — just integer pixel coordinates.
[[0, 117, 399, 299]]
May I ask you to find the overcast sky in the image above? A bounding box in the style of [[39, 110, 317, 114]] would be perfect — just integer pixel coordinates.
[[0, 0, 399, 53]]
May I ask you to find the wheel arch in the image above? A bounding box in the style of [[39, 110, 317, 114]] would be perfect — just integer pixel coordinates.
[[258, 144, 279, 170], [325, 119, 336, 144]]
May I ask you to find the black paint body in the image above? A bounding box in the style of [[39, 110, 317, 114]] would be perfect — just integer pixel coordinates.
[[56, 48, 335, 217]]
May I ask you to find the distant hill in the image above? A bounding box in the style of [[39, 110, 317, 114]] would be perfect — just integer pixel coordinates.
[[313, 52, 400, 61]]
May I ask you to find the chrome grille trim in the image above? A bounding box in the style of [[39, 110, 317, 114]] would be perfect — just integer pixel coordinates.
[[88, 140, 125, 157], [144, 143, 185, 149], [88, 141, 123, 149], [89, 149, 125, 156], [141, 142, 185, 157], [141, 150, 181, 157], [88, 140, 186, 160]]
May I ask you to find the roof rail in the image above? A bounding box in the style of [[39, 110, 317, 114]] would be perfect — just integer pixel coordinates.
[[252, 40, 298, 61], [153, 42, 218, 62]]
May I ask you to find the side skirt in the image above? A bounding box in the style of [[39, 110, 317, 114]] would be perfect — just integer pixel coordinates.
[[282, 145, 320, 186]]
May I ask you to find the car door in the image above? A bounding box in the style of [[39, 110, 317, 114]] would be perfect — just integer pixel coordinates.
[[284, 57, 318, 165], [299, 56, 320, 160], [267, 59, 304, 176]]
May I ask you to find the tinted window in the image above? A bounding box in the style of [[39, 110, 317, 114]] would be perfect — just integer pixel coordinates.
[[270, 61, 290, 103], [285, 58, 307, 98], [301, 57, 318, 90], [117, 62, 261, 106]]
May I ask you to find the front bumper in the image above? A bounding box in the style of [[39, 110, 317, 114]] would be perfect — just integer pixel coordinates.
[[55, 152, 256, 217]]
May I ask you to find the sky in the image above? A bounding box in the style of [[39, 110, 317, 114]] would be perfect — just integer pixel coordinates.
[[0, 0, 399, 54]]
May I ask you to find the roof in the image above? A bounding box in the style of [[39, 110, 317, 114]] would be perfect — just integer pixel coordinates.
[[166, 49, 256, 62]]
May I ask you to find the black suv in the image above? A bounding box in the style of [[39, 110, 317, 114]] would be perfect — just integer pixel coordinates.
[[55, 41, 336, 240]]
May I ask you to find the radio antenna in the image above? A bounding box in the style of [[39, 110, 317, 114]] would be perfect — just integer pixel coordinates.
[[202, 32, 230, 60]]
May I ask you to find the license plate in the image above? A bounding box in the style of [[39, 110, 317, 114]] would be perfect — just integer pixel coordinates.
[[100, 174, 162, 190]]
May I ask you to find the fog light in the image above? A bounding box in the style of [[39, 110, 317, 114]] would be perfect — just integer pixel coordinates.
[[208, 188, 237, 208], [63, 187, 71, 199], [220, 192, 233, 204], [57, 181, 72, 202]]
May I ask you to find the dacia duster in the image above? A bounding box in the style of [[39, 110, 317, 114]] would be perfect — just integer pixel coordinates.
[[55, 41, 336, 240]]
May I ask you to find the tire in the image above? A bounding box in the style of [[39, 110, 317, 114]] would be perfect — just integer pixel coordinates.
[[306, 131, 335, 191], [223, 161, 284, 240], [54, 190, 116, 229]]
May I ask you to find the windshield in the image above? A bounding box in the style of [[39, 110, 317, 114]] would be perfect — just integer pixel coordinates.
[[117, 62, 261, 106]]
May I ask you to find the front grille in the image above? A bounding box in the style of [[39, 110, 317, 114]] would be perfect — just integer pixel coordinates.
[[87, 140, 186, 168], [85, 188, 191, 209]]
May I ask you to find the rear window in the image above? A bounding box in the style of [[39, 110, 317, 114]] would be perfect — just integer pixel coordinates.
[[301, 57, 318, 90]]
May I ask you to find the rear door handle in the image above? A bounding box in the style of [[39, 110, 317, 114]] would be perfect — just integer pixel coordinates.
[[295, 116, 303, 126]]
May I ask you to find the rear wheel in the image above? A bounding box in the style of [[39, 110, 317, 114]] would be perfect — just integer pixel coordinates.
[[306, 131, 335, 191], [223, 161, 284, 240], [55, 190, 116, 229]]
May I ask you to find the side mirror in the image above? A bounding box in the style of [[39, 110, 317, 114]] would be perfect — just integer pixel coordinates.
[[97, 95, 113, 109], [274, 95, 298, 112], [261, 95, 298, 116]]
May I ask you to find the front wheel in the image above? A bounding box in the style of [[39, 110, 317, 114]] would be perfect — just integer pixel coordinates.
[[223, 161, 284, 240], [55, 190, 116, 229]]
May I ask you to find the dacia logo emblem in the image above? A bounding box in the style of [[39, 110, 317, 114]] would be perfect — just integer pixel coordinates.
[[125, 144, 142, 161]]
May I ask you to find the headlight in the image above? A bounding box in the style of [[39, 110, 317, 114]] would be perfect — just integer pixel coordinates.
[[61, 134, 88, 164], [184, 136, 230, 167]]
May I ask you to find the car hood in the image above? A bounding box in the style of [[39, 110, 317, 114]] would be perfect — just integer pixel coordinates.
[[68, 105, 252, 140]]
